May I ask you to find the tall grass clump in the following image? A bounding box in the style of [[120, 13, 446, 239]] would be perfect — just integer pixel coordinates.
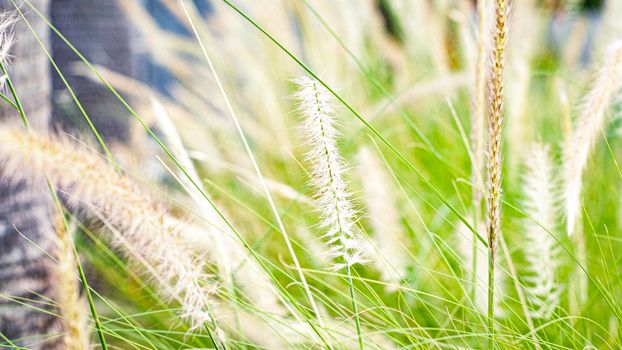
[[4, 0, 622, 348]]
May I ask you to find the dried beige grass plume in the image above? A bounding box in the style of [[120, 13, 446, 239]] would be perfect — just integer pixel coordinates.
[[564, 41, 622, 236], [485, 0, 509, 336], [0, 125, 215, 331], [52, 218, 90, 350]]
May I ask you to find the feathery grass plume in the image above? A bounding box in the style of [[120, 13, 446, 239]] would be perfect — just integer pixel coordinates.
[[295, 76, 366, 349], [521, 143, 561, 319], [485, 0, 509, 342], [295, 76, 367, 270], [53, 217, 90, 350], [564, 41, 622, 236], [357, 146, 408, 291], [0, 125, 216, 332]]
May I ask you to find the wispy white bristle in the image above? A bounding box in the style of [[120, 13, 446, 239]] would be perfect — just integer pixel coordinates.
[[295, 76, 367, 270], [0, 11, 16, 90], [521, 143, 561, 319]]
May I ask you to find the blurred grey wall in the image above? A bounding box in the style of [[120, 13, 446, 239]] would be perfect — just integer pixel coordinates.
[[51, 0, 134, 141]]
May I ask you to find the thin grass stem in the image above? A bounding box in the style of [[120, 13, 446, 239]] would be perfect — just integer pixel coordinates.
[[346, 265, 364, 350]]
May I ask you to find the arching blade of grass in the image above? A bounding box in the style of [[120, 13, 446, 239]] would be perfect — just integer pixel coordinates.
[[0, 46, 27, 127], [0, 91, 18, 110], [0, 332, 28, 349]]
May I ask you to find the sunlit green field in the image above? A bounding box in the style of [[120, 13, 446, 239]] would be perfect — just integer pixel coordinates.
[[3, 0, 622, 349]]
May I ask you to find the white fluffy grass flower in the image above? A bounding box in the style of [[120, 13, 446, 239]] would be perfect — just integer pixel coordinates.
[[564, 40, 622, 235], [295, 76, 367, 270], [522, 143, 561, 319]]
